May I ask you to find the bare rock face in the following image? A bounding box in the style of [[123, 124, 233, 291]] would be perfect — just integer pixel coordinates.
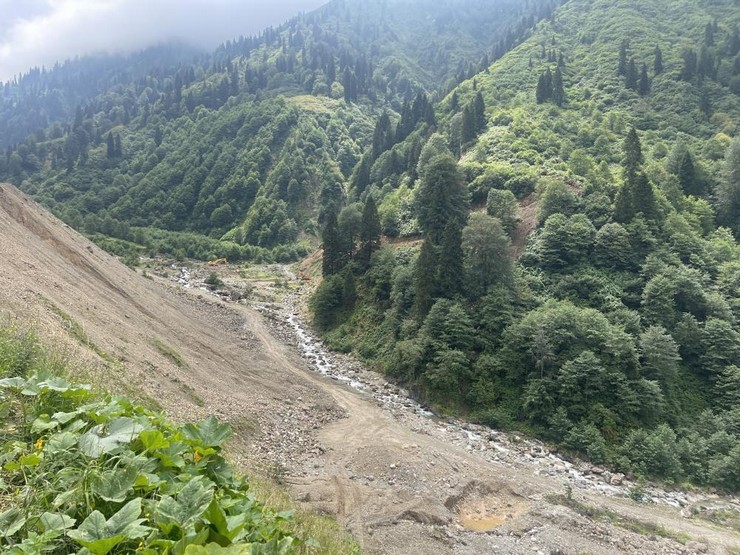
[[610, 473, 625, 486]]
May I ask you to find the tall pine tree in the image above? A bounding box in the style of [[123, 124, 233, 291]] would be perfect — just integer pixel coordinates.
[[654, 45, 663, 74], [638, 63, 650, 96], [552, 67, 565, 106], [437, 222, 464, 298], [625, 58, 638, 90], [618, 40, 628, 75], [322, 209, 344, 277], [358, 196, 381, 269], [416, 154, 469, 245], [413, 239, 438, 319]]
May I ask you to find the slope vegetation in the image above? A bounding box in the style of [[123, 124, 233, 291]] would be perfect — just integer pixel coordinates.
[[311, 0, 740, 490], [3, 185, 739, 555]]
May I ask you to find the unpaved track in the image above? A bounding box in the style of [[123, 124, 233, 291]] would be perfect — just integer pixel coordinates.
[[1, 183, 739, 554], [244, 302, 740, 554]]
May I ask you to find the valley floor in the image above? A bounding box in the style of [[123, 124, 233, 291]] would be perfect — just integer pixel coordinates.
[[1, 183, 739, 554], [162, 262, 740, 555]]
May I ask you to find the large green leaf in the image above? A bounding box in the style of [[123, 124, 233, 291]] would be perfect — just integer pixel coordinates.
[[0, 376, 26, 390], [154, 442, 188, 468], [51, 408, 84, 424], [91, 466, 139, 502], [0, 507, 26, 539], [67, 498, 150, 555], [38, 377, 73, 392], [139, 429, 169, 451], [31, 414, 59, 434], [156, 477, 214, 532], [172, 528, 210, 555], [181, 416, 232, 448], [37, 512, 76, 533], [78, 417, 145, 457], [46, 431, 77, 454]]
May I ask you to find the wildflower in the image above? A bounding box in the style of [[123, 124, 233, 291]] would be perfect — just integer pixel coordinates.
[[194, 451, 203, 463], [35, 438, 43, 450]]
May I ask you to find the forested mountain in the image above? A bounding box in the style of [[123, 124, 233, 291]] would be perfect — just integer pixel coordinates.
[[3, 0, 740, 490], [0, 0, 555, 261], [0, 43, 205, 149], [312, 0, 740, 490]]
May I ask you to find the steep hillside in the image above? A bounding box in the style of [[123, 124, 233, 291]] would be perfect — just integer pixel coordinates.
[[311, 0, 740, 490], [0, 0, 557, 262], [3, 185, 740, 555], [0, 182, 329, 449], [0, 43, 204, 149]]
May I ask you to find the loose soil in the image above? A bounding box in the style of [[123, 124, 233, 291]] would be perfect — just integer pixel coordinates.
[[2, 183, 739, 554]]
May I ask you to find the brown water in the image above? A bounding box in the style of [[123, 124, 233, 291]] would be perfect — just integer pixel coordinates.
[[459, 513, 508, 532]]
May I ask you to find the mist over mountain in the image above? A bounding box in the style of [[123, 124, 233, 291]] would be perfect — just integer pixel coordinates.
[[0, 0, 326, 81]]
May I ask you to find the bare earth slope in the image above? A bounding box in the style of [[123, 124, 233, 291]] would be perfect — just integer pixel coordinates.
[[1, 182, 739, 554]]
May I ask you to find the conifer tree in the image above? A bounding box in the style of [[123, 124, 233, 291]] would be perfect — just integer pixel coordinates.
[[351, 154, 372, 196], [615, 128, 656, 222], [730, 26, 740, 57], [718, 138, 740, 236], [618, 40, 628, 75], [461, 104, 476, 144], [413, 239, 438, 319], [631, 172, 658, 221], [705, 21, 714, 47], [322, 209, 343, 277], [474, 92, 486, 132], [625, 58, 638, 90], [106, 132, 115, 158], [638, 63, 650, 96], [681, 49, 697, 81], [416, 154, 469, 245], [623, 127, 644, 181], [536, 68, 553, 103], [358, 196, 381, 269], [552, 67, 565, 106], [437, 221, 464, 298], [613, 183, 635, 223], [678, 151, 702, 196], [654, 45, 663, 74]]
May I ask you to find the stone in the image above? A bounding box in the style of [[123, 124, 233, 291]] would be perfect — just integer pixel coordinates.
[[590, 466, 605, 475], [610, 473, 625, 486], [685, 541, 708, 553]]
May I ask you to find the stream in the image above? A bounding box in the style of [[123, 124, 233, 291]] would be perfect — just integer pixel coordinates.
[[174, 264, 740, 517]]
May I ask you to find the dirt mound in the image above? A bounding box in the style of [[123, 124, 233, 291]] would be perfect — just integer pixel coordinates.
[[0, 183, 330, 464], [2, 183, 738, 555]]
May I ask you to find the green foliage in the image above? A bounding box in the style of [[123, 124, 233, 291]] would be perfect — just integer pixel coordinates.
[[415, 154, 469, 245], [0, 340, 306, 554], [462, 213, 514, 299], [486, 189, 519, 234], [303, 0, 740, 490]]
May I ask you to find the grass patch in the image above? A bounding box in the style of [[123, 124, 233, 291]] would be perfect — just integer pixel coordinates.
[[249, 475, 361, 555], [546, 494, 691, 544], [692, 508, 740, 534], [40, 296, 117, 364], [150, 337, 187, 368], [0, 318, 361, 554]]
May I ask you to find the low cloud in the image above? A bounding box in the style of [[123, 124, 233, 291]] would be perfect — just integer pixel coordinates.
[[0, 0, 326, 81]]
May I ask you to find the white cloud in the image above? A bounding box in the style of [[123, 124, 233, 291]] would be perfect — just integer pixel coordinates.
[[0, 0, 326, 81]]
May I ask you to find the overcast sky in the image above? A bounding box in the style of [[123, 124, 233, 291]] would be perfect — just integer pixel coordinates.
[[0, 0, 327, 81]]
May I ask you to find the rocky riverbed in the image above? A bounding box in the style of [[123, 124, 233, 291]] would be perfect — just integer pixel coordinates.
[[253, 291, 740, 518]]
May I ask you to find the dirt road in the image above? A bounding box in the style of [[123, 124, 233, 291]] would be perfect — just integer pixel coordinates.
[[1, 183, 739, 554]]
